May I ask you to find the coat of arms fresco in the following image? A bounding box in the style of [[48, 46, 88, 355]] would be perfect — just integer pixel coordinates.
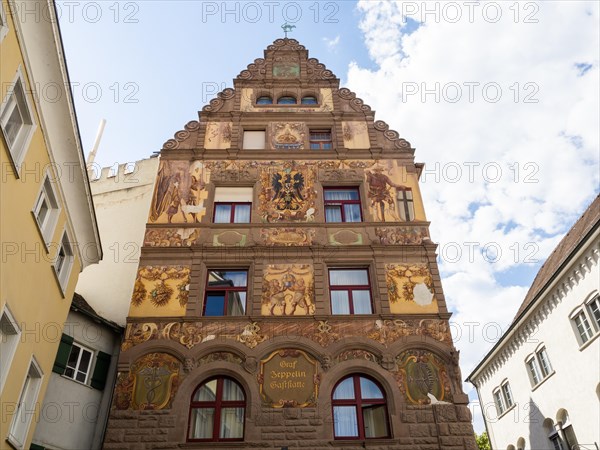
[[396, 350, 452, 405], [259, 166, 316, 222], [261, 264, 315, 316]]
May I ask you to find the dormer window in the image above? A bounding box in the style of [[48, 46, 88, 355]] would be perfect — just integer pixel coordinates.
[[301, 96, 318, 105], [256, 96, 272, 105], [277, 96, 296, 105]]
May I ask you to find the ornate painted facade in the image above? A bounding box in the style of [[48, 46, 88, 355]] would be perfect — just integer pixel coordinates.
[[104, 38, 476, 450]]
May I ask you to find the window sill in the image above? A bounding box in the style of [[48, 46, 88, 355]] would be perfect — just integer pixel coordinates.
[[30, 211, 51, 254], [329, 438, 395, 447], [578, 331, 600, 351], [6, 434, 25, 450], [497, 402, 516, 420], [531, 370, 556, 392], [179, 442, 246, 448], [51, 264, 67, 299], [60, 374, 93, 389]]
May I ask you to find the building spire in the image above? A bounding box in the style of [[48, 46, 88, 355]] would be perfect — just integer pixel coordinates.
[[281, 22, 296, 38]]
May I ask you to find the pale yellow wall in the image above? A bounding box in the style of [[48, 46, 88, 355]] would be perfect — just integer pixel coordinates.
[[0, 8, 84, 449]]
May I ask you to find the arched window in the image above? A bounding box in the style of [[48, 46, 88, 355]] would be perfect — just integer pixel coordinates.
[[301, 96, 318, 104], [188, 377, 245, 442], [332, 374, 389, 439], [277, 96, 296, 104], [256, 96, 272, 105]]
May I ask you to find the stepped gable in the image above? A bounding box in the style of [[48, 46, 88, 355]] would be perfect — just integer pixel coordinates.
[[162, 38, 411, 153]]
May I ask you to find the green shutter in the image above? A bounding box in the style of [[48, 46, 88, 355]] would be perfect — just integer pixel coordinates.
[[30, 443, 45, 450], [52, 334, 74, 374], [90, 351, 111, 390]]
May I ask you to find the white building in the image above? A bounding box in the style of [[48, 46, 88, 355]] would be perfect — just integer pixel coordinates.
[[468, 195, 600, 450], [31, 294, 122, 450], [76, 157, 159, 325]]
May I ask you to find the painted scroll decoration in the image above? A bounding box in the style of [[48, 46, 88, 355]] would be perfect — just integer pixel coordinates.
[[385, 264, 439, 314], [129, 266, 190, 317]]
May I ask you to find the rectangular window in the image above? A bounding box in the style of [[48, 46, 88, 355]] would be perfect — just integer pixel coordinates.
[[0, 73, 35, 170], [0, 307, 20, 394], [204, 270, 248, 316], [536, 348, 552, 377], [549, 434, 564, 450], [55, 231, 74, 291], [64, 343, 94, 384], [526, 358, 541, 385], [493, 389, 505, 415], [324, 188, 362, 223], [33, 176, 60, 244], [501, 382, 513, 408], [329, 269, 373, 315], [213, 187, 253, 223], [573, 311, 593, 344], [243, 130, 265, 149], [310, 130, 332, 150], [587, 295, 600, 329], [8, 359, 42, 449], [397, 189, 415, 221]]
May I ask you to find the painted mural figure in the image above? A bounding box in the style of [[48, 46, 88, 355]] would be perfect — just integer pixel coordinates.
[[185, 175, 204, 223], [366, 166, 408, 221]]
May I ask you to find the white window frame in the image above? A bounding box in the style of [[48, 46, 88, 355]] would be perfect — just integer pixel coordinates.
[[53, 230, 74, 294], [0, 69, 36, 174], [0, 0, 9, 43], [525, 345, 553, 387], [501, 380, 514, 408], [0, 305, 21, 394], [32, 173, 60, 246], [7, 356, 43, 450], [586, 294, 600, 330], [63, 342, 94, 385], [570, 306, 596, 346], [493, 387, 505, 415], [526, 356, 541, 386], [242, 130, 266, 150]]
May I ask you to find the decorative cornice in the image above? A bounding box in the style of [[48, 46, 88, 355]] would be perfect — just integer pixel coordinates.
[[472, 240, 599, 386], [163, 120, 201, 150]]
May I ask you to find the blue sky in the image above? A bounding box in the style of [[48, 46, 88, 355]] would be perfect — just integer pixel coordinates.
[[57, 1, 374, 168], [58, 0, 599, 435]]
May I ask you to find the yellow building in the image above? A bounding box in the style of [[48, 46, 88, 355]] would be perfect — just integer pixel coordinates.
[[0, 1, 101, 449]]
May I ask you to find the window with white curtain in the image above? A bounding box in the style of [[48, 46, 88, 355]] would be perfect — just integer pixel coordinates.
[[188, 377, 245, 442], [242, 130, 265, 149], [329, 269, 373, 315], [213, 187, 252, 223], [324, 187, 362, 223], [332, 374, 389, 440]]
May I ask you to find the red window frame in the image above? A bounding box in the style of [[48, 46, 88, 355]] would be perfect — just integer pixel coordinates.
[[187, 377, 246, 442], [324, 187, 363, 223], [310, 129, 332, 149], [331, 374, 390, 440], [328, 268, 373, 315], [203, 269, 248, 316], [213, 202, 252, 224]]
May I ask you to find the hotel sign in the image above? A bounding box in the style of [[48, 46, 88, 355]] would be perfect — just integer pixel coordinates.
[[259, 349, 319, 408]]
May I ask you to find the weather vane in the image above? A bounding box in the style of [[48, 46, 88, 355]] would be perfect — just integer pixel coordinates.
[[281, 22, 296, 38]]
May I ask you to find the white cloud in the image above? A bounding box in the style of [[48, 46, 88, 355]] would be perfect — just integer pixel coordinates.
[[323, 35, 341, 52], [348, 0, 599, 433]]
